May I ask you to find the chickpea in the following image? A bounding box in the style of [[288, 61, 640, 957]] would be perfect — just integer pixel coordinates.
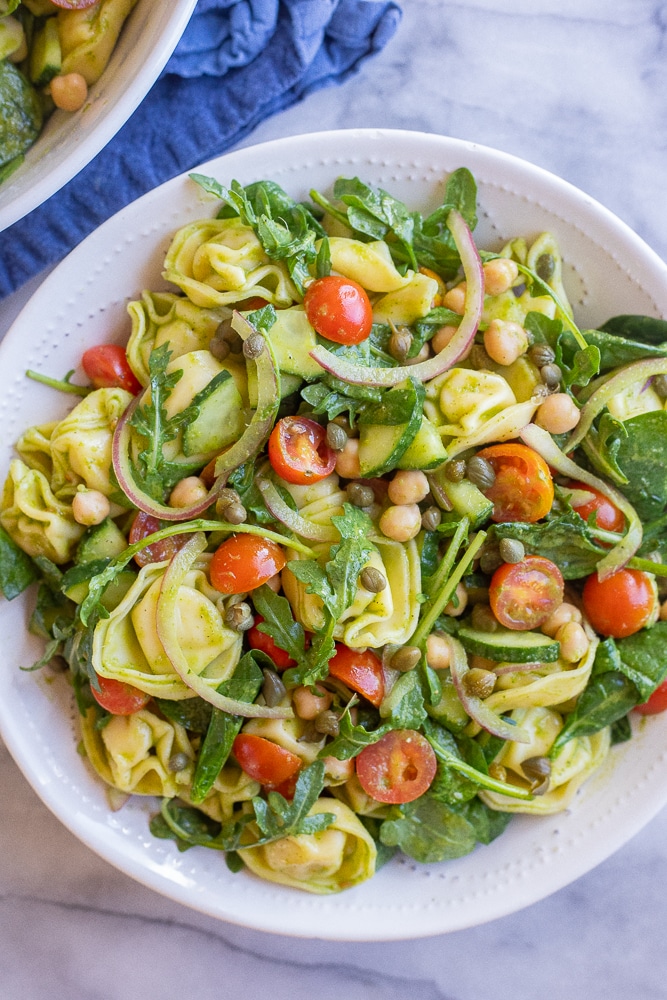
[[541, 602, 582, 638], [431, 324, 458, 354], [335, 436, 361, 479], [379, 503, 422, 542], [483, 319, 529, 366], [265, 572, 282, 593], [443, 282, 467, 315], [426, 633, 451, 670], [71, 489, 110, 526], [292, 685, 332, 721], [404, 342, 431, 366], [444, 581, 468, 618], [483, 258, 519, 297], [169, 476, 208, 508], [556, 621, 589, 663], [535, 392, 581, 434], [323, 756, 355, 782], [387, 469, 430, 506], [50, 73, 88, 113]]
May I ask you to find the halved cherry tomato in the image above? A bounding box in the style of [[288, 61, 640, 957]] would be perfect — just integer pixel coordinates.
[[129, 512, 190, 567], [582, 568, 656, 638], [327, 643, 385, 707], [489, 554, 564, 630], [565, 480, 625, 533], [268, 416, 336, 485], [238, 296, 269, 311], [210, 534, 286, 594], [304, 275, 373, 345], [356, 729, 437, 804], [247, 615, 297, 670], [232, 734, 301, 785], [91, 675, 150, 715], [82, 344, 142, 395], [635, 678, 667, 715], [476, 443, 554, 523]]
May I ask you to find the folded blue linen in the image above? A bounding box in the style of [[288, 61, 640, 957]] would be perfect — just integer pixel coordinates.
[[0, 0, 401, 299]]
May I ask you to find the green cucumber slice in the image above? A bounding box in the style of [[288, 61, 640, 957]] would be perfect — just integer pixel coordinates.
[[457, 626, 560, 663], [397, 415, 448, 471], [182, 370, 245, 457], [357, 378, 424, 476]]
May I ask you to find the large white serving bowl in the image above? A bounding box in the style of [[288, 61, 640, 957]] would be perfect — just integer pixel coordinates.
[[0, 0, 197, 232], [1, 128, 667, 940]]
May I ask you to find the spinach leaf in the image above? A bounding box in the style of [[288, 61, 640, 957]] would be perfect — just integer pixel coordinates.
[[525, 312, 599, 390], [332, 177, 418, 272], [491, 512, 607, 579], [379, 797, 478, 864], [600, 315, 667, 346], [551, 671, 639, 751], [379, 670, 427, 730], [599, 622, 667, 702], [0, 525, 38, 599], [460, 798, 513, 845], [155, 696, 213, 734], [561, 327, 667, 372], [610, 410, 667, 519]]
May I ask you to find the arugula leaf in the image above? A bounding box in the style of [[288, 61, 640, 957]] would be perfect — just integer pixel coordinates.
[[248, 584, 307, 663], [411, 168, 479, 277], [300, 376, 382, 425], [491, 512, 608, 579], [423, 719, 532, 800], [253, 761, 334, 841], [318, 705, 390, 761], [379, 797, 478, 863], [0, 526, 38, 599], [150, 801, 226, 853]]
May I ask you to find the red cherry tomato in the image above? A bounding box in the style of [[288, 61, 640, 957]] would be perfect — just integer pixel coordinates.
[[210, 534, 286, 594], [582, 569, 656, 638], [233, 734, 301, 785], [129, 512, 190, 567], [476, 443, 554, 523], [268, 416, 336, 485], [91, 675, 150, 715], [356, 729, 437, 804], [304, 275, 373, 345], [565, 480, 625, 533], [238, 296, 270, 311], [489, 554, 564, 630], [327, 643, 385, 707], [82, 344, 142, 395], [635, 679, 667, 715], [247, 615, 297, 670]]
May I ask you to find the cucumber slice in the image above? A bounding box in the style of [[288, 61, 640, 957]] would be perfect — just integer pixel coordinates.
[[29, 16, 61, 87], [265, 306, 322, 378], [357, 378, 424, 476], [182, 371, 245, 457], [75, 518, 127, 564], [430, 471, 493, 529], [397, 415, 448, 471], [247, 367, 302, 408], [457, 626, 560, 663]]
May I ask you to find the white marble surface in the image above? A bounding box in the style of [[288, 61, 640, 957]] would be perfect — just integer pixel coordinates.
[[2, 0, 667, 995]]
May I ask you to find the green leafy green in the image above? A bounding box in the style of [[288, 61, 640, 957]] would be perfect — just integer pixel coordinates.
[[0, 61, 42, 176], [318, 705, 390, 761], [379, 797, 478, 864], [561, 327, 667, 372], [379, 670, 427, 730], [491, 512, 607, 579], [250, 584, 307, 662], [599, 315, 667, 346], [610, 410, 667, 519], [525, 312, 599, 389], [154, 696, 213, 734], [0, 525, 38, 599], [330, 176, 418, 271], [551, 672, 638, 752]]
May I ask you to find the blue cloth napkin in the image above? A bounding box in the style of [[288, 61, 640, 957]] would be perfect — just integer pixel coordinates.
[[0, 0, 401, 299]]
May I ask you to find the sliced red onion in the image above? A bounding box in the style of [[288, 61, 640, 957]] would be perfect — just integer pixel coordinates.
[[256, 478, 339, 542], [309, 209, 484, 387], [112, 311, 279, 521], [156, 532, 293, 719], [521, 422, 642, 580], [448, 636, 530, 743], [566, 356, 667, 454]]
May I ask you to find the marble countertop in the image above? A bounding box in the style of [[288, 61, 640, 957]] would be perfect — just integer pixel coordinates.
[[3, 1, 667, 996]]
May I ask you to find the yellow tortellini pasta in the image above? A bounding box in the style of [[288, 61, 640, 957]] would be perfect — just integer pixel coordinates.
[[183, 765, 261, 823], [15, 422, 57, 480], [59, 0, 138, 85], [0, 458, 85, 562], [372, 271, 439, 326], [243, 713, 325, 765], [81, 706, 195, 796], [606, 380, 664, 422], [49, 387, 133, 499], [239, 799, 377, 893], [326, 237, 412, 292], [425, 367, 517, 437], [163, 217, 299, 309], [126, 290, 233, 387], [92, 555, 243, 700]]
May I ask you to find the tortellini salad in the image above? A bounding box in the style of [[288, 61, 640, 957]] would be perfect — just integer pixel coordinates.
[[4, 169, 667, 895]]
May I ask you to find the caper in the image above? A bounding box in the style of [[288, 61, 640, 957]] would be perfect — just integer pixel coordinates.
[[444, 459, 467, 483], [243, 332, 265, 360], [469, 343, 493, 370], [536, 252, 556, 282], [540, 362, 562, 389], [223, 502, 247, 525], [262, 668, 286, 708], [479, 543, 503, 575], [389, 645, 422, 672], [421, 506, 442, 532], [227, 331, 244, 354], [521, 755, 551, 780], [388, 325, 413, 362], [654, 374, 667, 399], [168, 752, 190, 773], [347, 482, 375, 508], [462, 667, 496, 699], [209, 336, 231, 361], [326, 422, 348, 451], [360, 566, 387, 593], [499, 537, 525, 564], [529, 342, 556, 368], [314, 709, 340, 736], [224, 602, 254, 631], [470, 603, 498, 633], [466, 455, 496, 490]]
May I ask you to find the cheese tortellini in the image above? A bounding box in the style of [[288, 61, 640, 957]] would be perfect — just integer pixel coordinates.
[[58, 0, 138, 85], [0, 458, 85, 562]]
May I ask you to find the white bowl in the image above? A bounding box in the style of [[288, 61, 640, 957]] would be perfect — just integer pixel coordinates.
[[1, 129, 667, 940], [0, 0, 197, 232]]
